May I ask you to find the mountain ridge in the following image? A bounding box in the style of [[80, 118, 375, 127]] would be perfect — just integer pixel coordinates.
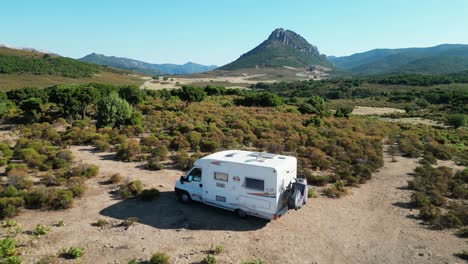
[[218, 28, 333, 71], [79, 53, 218, 75], [329, 44, 468, 75]]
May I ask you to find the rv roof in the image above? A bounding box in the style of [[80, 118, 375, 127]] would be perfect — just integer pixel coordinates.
[[199, 150, 295, 168]]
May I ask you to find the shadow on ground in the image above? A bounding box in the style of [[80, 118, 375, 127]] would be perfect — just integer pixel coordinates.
[[100, 191, 268, 231]]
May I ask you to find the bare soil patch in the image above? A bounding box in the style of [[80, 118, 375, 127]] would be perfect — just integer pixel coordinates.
[[15, 146, 466, 263]]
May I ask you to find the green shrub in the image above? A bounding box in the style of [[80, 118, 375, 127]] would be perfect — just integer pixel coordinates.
[[41, 188, 73, 210], [68, 183, 86, 198], [19, 148, 46, 168], [305, 174, 329, 186], [123, 217, 139, 228], [152, 145, 169, 161], [138, 188, 160, 201], [149, 252, 170, 264], [210, 245, 224, 255], [323, 181, 350, 198], [2, 186, 19, 198], [35, 255, 59, 264], [0, 197, 24, 219], [202, 254, 216, 264], [60, 246, 84, 259], [115, 139, 141, 162], [120, 180, 143, 198], [307, 188, 317, 198], [434, 212, 463, 229], [145, 157, 164, 171], [109, 174, 123, 184], [4, 255, 22, 264], [127, 258, 137, 264], [418, 205, 441, 222], [447, 114, 466, 128], [0, 238, 17, 258], [410, 192, 430, 208], [32, 224, 50, 238], [94, 219, 109, 228]]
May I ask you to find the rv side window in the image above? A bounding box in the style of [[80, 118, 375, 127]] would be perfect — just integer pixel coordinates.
[[245, 177, 264, 191], [214, 172, 228, 182]]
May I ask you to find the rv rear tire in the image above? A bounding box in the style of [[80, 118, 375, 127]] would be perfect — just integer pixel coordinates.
[[179, 192, 191, 203], [236, 209, 247, 218]]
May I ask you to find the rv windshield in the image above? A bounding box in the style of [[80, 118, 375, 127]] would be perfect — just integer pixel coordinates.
[[186, 167, 202, 182]]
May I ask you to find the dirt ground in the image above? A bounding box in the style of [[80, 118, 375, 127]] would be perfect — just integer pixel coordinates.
[[15, 146, 466, 264], [352, 106, 406, 116]]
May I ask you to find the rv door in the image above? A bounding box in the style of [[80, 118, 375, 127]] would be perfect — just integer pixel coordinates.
[[182, 167, 203, 202]]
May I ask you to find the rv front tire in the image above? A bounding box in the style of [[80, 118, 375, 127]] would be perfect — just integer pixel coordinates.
[[179, 192, 191, 203]]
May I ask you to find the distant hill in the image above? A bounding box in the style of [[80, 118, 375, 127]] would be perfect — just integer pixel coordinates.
[[219, 28, 333, 71], [0, 46, 144, 89], [329, 44, 468, 75], [79, 53, 218, 75]]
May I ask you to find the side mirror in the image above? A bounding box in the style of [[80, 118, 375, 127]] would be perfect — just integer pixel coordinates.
[[179, 176, 185, 184]]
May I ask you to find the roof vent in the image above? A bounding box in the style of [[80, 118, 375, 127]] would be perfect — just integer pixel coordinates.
[[225, 152, 237, 157]]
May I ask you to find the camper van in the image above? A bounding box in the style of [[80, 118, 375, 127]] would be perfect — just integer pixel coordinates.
[[174, 150, 307, 220]]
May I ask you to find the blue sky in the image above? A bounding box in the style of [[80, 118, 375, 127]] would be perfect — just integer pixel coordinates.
[[2, 0, 467, 65]]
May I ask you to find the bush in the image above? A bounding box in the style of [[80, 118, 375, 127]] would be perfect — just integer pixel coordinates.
[[120, 180, 143, 198], [323, 181, 350, 198], [241, 260, 265, 264], [152, 145, 169, 161], [60, 246, 84, 259], [32, 224, 50, 238], [410, 192, 430, 208], [210, 245, 224, 255], [447, 114, 466, 128], [2, 186, 19, 198], [94, 219, 109, 228], [69, 183, 86, 198], [138, 188, 160, 201], [122, 217, 139, 228], [145, 157, 164, 171], [0, 238, 17, 258], [418, 204, 441, 222], [4, 256, 21, 264], [434, 212, 463, 229], [202, 254, 216, 264], [149, 252, 170, 264], [109, 174, 123, 184], [41, 188, 73, 210], [115, 139, 141, 162], [0, 197, 24, 219], [305, 174, 329, 186], [96, 92, 133, 128]]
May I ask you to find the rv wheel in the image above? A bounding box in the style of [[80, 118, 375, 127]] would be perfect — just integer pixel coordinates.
[[179, 192, 191, 203], [236, 209, 247, 219]]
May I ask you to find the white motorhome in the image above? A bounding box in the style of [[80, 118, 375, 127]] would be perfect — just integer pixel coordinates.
[[175, 150, 307, 220]]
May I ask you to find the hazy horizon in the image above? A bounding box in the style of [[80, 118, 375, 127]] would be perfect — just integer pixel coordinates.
[[2, 0, 468, 65]]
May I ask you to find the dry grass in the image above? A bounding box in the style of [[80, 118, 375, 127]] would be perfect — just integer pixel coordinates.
[[0, 72, 145, 90]]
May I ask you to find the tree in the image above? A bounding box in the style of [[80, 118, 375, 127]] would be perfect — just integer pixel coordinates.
[[334, 106, 354, 118], [19, 98, 42, 122], [96, 92, 132, 128], [447, 114, 466, 128], [118, 85, 145, 105], [178, 86, 206, 105]]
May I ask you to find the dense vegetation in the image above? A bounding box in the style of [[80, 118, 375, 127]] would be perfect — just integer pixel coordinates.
[[0, 54, 99, 78], [0, 78, 466, 262]]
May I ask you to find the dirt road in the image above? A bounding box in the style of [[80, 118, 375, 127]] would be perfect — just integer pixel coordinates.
[[16, 146, 466, 263]]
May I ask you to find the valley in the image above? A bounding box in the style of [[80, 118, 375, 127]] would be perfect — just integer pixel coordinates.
[[0, 5, 467, 263]]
